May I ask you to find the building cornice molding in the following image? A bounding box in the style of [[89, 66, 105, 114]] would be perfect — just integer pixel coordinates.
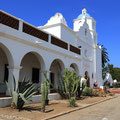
[[82, 57, 92, 62], [73, 17, 96, 23]]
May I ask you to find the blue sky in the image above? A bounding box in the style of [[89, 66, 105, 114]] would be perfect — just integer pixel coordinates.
[[1, 0, 120, 68]]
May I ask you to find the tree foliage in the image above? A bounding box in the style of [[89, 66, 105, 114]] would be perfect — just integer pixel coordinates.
[[103, 64, 120, 82], [101, 45, 110, 68]]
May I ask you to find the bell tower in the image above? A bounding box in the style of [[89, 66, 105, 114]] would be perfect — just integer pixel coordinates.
[[73, 8, 97, 45]]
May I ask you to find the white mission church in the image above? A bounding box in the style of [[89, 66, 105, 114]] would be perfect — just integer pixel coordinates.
[[0, 8, 103, 94]]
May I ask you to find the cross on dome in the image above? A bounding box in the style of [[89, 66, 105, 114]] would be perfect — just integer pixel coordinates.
[[82, 8, 87, 15], [57, 13, 61, 17]]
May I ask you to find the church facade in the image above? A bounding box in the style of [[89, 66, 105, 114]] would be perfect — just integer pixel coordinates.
[[0, 8, 103, 94]]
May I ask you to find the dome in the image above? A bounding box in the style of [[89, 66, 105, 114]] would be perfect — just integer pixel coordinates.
[[77, 13, 90, 19], [44, 13, 68, 26], [77, 8, 91, 19]]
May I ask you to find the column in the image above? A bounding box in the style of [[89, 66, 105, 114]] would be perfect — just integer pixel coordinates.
[[6, 66, 22, 95], [19, 19, 23, 32], [68, 42, 70, 51], [41, 70, 50, 82], [48, 34, 51, 43]]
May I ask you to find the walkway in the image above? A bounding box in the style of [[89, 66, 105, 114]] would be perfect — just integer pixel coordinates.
[[53, 95, 120, 120]]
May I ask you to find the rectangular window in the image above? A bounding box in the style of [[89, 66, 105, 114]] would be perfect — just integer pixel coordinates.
[[32, 68, 40, 83]]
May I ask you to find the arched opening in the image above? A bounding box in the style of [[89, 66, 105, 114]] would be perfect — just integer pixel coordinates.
[[19, 52, 45, 86], [84, 71, 90, 87], [0, 43, 14, 95], [70, 63, 79, 75], [49, 59, 65, 92]]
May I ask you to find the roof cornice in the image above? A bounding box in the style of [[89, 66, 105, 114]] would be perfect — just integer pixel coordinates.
[[73, 17, 96, 23]]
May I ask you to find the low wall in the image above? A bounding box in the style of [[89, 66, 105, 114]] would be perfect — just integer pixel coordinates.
[[0, 93, 61, 108], [0, 97, 12, 108]]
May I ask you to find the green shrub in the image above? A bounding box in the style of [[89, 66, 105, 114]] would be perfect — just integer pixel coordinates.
[[113, 83, 120, 88], [93, 90, 99, 97], [83, 87, 93, 96], [69, 97, 77, 107]]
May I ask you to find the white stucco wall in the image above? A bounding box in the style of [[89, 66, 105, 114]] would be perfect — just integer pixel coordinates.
[[0, 47, 8, 93], [0, 8, 103, 95], [0, 48, 8, 82], [40, 25, 61, 39], [96, 46, 103, 86]]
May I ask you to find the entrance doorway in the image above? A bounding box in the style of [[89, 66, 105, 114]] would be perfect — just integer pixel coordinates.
[[85, 71, 90, 87], [4, 64, 9, 82], [50, 72, 55, 93], [49, 59, 65, 92], [32, 68, 40, 83]]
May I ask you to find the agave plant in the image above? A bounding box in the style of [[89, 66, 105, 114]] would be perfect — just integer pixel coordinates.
[[6, 76, 39, 109]]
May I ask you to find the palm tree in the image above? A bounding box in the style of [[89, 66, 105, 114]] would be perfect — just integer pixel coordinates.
[[97, 44, 110, 79], [97, 44, 110, 68], [101, 45, 110, 68]]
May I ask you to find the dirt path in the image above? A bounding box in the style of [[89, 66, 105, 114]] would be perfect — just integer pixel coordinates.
[[53, 95, 120, 120]]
